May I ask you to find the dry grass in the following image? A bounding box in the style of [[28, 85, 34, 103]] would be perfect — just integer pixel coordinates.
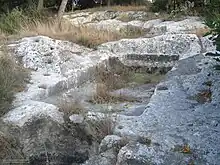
[[89, 61, 165, 104], [0, 131, 24, 163], [194, 27, 210, 37], [86, 113, 116, 143], [74, 5, 149, 13], [0, 48, 29, 117], [58, 99, 85, 115], [117, 11, 167, 22], [19, 19, 145, 48]]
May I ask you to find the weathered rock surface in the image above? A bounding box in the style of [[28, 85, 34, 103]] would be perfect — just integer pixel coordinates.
[[149, 17, 207, 35], [99, 34, 214, 70], [64, 11, 207, 35], [113, 54, 220, 165]]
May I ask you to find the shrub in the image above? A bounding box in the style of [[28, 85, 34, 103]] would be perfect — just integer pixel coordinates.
[[85, 113, 116, 143], [0, 7, 49, 34], [0, 48, 28, 116], [0, 131, 24, 163], [204, 0, 220, 52], [58, 99, 85, 115], [204, 13, 220, 50], [150, 0, 168, 12], [0, 8, 27, 34], [110, 0, 147, 5]]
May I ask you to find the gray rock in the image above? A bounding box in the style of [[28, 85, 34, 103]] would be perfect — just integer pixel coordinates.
[[3, 101, 64, 127], [99, 135, 124, 153], [98, 34, 213, 71], [1, 116, 93, 165], [149, 17, 207, 35], [116, 142, 165, 165], [143, 19, 163, 29], [114, 55, 220, 164]]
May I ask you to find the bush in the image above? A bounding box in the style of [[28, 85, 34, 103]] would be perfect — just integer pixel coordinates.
[[0, 49, 28, 116], [150, 0, 168, 12], [204, 13, 220, 50], [110, 0, 147, 5], [0, 8, 27, 34], [204, 0, 220, 52], [0, 7, 49, 34]]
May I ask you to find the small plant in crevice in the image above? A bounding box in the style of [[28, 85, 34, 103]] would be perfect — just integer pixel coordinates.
[[173, 144, 192, 154], [181, 144, 191, 154], [137, 136, 152, 146]]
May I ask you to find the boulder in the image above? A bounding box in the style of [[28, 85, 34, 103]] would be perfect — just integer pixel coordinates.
[[149, 17, 208, 35], [98, 34, 213, 70]]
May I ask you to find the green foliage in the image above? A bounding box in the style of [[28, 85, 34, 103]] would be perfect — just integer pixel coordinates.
[[151, 0, 168, 12], [204, 0, 220, 51], [111, 0, 147, 5], [0, 7, 49, 34], [0, 8, 27, 34]]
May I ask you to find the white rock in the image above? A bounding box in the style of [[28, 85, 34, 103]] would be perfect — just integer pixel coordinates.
[[150, 17, 207, 35], [3, 100, 64, 127], [5, 36, 111, 127], [69, 114, 84, 123]]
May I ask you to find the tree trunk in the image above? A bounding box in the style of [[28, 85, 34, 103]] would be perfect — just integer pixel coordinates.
[[58, 0, 68, 18], [37, 0, 44, 10], [27, 0, 35, 8], [107, 0, 111, 6]]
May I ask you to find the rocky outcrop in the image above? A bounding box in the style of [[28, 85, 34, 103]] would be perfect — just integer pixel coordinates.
[[113, 54, 220, 164], [2, 36, 111, 164], [99, 34, 213, 70], [63, 11, 207, 35], [1, 10, 219, 165]]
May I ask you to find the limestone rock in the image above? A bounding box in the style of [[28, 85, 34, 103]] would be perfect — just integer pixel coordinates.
[[3, 101, 64, 127], [116, 142, 165, 165], [114, 55, 220, 164], [99, 135, 124, 153], [149, 17, 208, 35]]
